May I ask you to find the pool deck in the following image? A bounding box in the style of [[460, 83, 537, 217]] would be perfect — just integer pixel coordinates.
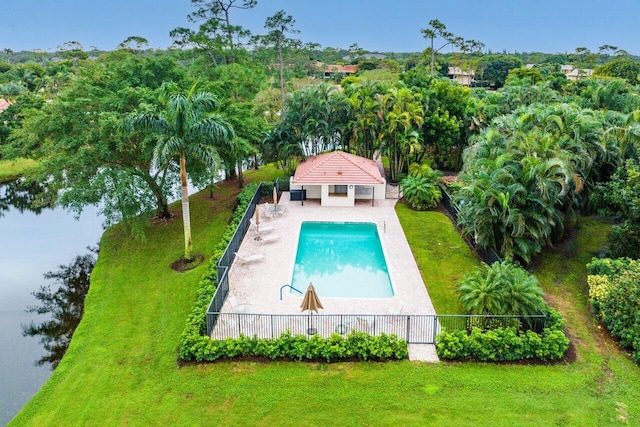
[[222, 193, 439, 362]]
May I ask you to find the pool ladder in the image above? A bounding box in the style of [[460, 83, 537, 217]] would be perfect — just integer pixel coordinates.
[[280, 284, 303, 300], [377, 220, 386, 233]]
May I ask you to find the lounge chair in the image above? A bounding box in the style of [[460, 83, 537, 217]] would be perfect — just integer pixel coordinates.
[[234, 251, 265, 264], [257, 234, 280, 244], [250, 218, 275, 234]]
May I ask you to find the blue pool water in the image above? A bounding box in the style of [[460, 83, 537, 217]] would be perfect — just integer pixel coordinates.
[[291, 222, 394, 298]]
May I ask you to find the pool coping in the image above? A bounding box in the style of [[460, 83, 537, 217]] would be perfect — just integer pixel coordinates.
[[224, 193, 437, 318], [291, 221, 394, 299]]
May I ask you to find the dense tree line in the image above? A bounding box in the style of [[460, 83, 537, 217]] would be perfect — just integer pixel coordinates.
[[1, 5, 640, 266]]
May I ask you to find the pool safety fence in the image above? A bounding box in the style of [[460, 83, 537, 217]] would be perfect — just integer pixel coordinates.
[[440, 187, 503, 265], [206, 184, 263, 334], [206, 312, 547, 344]]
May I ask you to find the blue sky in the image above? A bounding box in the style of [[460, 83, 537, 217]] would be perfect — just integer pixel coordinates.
[[3, 0, 639, 55]]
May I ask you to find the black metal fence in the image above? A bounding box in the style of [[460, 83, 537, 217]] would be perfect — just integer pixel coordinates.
[[205, 184, 263, 336], [440, 187, 503, 265], [207, 312, 547, 344]]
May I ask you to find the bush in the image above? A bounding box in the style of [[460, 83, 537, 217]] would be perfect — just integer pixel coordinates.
[[400, 168, 442, 210], [587, 257, 640, 363], [183, 331, 408, 363], [436, 308, 569, 361], [179, 183, 260, 356], [457, 261, 547, 316], [178, 183, 409, 363], [607, 224, 640, 259]]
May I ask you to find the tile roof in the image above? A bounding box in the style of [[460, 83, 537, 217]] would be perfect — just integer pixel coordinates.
[[324, 64, 358, 74], [292, 151, 384, 185], [0, 98, 12, 113]]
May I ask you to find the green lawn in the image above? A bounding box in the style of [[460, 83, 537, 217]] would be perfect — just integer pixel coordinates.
[[11, 170, 640, 426], [396, 203, 478, 314], [0, 158, 40, 182]]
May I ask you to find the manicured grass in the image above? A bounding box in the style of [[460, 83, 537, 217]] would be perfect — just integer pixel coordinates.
[[396, 203, 478, 314], [11, 175, 640, 426], [0, 158, 40, 182]]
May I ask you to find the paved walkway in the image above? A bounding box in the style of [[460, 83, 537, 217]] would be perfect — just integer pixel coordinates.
[[219, 193, 439, 362]]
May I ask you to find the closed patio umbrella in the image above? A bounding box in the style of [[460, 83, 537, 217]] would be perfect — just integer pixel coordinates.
[[300, 283, 323, 335], [273, 186, 278, 207]]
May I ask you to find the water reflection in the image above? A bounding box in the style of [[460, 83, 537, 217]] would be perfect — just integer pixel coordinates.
[[0, 179, 52, 216], [22, 248, 97, 368], [0, 178, 103, 424]]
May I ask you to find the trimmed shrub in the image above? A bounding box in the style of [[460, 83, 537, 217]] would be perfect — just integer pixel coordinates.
[[183, 331, 408, 363], [178, 183, 409, 363], [178, 183, 259, 356], [436, 308, 569, 361]]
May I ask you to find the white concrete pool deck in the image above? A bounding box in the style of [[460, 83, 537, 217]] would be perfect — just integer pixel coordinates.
[[222, 193, 439, 362]]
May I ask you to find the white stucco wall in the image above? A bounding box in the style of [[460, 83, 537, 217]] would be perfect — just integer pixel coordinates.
[[290, 180, 322, 199], [290, 179, 386, 206], [321, 185, 354, 207]]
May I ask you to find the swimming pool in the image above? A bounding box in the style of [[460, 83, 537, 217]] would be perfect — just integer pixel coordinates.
[[291, 222, 394, 298]]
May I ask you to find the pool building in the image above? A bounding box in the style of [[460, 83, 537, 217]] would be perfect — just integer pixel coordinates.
[[290, 151, 386, 207]]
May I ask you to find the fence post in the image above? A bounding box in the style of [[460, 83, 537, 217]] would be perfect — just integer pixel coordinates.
[[406, 316, 411, 343], [432, 315, 438, 343]]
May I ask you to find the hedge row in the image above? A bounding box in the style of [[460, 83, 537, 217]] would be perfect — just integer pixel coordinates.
[[178, 182, 408, 362], [184, 331, 408, 362], [178, 183, 260, 355], [435, 309, 570, 362], [587, 257, 640, 364]]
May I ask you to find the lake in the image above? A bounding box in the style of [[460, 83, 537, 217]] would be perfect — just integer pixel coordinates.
[[0, 181, 104, 425]]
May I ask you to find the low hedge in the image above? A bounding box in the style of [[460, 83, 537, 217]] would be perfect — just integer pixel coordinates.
[[178, 183, 259, 352], [435, 309, 569, 362], [178, 183, 408, 363], [183, 331, 408, 362]]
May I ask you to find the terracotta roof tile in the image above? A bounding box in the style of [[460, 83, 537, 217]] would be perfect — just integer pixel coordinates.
[[292, 151, 384, 185], [0, 99, 12, 113]]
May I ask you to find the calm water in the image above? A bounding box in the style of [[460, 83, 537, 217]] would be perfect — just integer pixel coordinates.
[[291, 222, 393, 298], [0, 182, 103, 425]]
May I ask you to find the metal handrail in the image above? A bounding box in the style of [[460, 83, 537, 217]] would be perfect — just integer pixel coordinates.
[[280, 284, 303, 300]]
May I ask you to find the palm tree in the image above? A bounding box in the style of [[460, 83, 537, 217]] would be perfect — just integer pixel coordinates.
[[128, 87, 234, 261], [458, 261, 545, 316], [379, 86, 424, 182], [346, 82, 385, 159]]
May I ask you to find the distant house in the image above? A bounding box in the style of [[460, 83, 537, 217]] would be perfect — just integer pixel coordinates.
[[566, 67, 593, 81], [447, 67, 475, 86], [561, 65, 593, 81], [0, 98, 12, 114], [560, 64, 574, 75], [290, 151, 386, 207], [317, 63, 358, 79]]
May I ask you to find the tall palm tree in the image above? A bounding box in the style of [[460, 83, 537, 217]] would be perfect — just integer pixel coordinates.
[[379, 86, 424, 182], [129, 88, 234, 261]]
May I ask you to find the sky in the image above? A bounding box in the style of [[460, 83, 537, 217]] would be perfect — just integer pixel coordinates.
[[2, 0, 639, 56]]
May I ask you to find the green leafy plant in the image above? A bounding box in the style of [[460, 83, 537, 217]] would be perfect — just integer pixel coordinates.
[[184, 331, 408, 363], [457, 261, 546, 316], [178, 183, 408, 363], [587, 257, 640, 363], [400, 163, 443, 210], [179, 183, 259, 350], [436, 308, 569, 361]]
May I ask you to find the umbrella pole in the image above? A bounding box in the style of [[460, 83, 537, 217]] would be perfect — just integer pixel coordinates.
[[308, 311, 317, 335]]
